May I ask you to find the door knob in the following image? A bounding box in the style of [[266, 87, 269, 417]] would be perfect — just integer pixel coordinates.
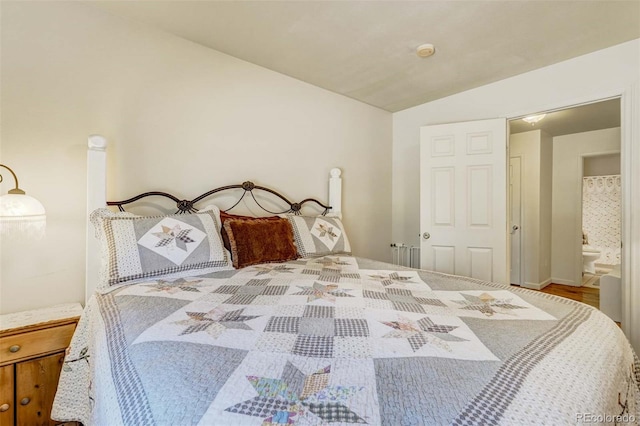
[[422, 232, 431, 240], [20, 397, 30, 406], [0, 403, 9, 412]]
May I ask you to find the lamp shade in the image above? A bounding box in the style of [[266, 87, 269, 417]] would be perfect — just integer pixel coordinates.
[[0, 193, 46, 238]]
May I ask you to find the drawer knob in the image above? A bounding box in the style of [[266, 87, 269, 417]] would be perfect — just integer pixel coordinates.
[[0, 403, 9, 412], [9, 345, 21, 353], [20, 397, 30, 406]]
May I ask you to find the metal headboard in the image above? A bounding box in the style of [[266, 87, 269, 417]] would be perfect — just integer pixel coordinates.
[[106, 181, 331, 216], [86, 135, 342, 303]]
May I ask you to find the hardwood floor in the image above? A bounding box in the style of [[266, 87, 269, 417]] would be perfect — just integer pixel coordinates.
[[536, 283, 623, 327], [537, 283, 600, 309], [515, 283, 623, 327]]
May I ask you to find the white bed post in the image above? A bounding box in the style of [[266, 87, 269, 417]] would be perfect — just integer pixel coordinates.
[[86, 135, 107, 304], [328, 168, 342, 218]]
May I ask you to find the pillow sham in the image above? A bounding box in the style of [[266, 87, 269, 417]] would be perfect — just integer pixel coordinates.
[[285, 215, 351, 258], [219, 211, 279, 254], [91, 206, 231, 286], [223, 217, 299, 269]]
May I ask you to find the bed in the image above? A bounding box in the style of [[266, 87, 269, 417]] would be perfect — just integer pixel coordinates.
[[52, 137, 639, 425]]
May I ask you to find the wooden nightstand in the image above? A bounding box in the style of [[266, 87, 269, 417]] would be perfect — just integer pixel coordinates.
[[0, 303, 83, 426]]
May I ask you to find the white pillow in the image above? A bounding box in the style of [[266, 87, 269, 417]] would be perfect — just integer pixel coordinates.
[[285, 215, 351, 258]]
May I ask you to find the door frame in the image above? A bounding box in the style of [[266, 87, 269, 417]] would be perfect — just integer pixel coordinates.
[[508, 108, 622, 288], [505, 84, 639, 349], [578, 150, 622, 286]]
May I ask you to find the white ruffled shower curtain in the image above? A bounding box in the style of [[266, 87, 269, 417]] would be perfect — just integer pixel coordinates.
[[582, 175, 621, 265]]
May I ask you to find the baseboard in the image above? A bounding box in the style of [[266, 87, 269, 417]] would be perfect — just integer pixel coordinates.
[[522, 278, 552, 290], [550, 277, 580, 287], [539, 278, 552, 289]]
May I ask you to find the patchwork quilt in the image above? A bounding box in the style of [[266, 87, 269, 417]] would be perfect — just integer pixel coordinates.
[[52, 256, 640, 425]]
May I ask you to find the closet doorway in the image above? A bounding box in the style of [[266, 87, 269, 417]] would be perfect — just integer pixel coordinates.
[[507, 99, 621, 309]]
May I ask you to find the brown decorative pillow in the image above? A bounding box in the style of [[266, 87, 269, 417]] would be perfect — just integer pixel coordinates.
[[219, 211, 279, 254], [223, 217, 299, 268]]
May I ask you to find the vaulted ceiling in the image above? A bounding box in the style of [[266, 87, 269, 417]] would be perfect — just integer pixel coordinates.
[[94, 1, 640, 112]]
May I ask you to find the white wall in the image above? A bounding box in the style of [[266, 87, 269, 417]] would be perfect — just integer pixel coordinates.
[[539, 131, 553, 284], [584, 153, 621, 176], [0, 2, 392, 314], [551, 127, 621, 285], [392, 39, 639, 247]]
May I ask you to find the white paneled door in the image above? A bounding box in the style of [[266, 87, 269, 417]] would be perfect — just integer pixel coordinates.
[[420, 118, 508, 284]]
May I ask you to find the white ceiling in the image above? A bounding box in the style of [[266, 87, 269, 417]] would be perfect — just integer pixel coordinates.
[[510, 98, 621, 137], [93, 1, 640, 112]]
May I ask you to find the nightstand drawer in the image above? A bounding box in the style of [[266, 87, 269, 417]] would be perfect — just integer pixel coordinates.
[[0, 323, 76, 365]]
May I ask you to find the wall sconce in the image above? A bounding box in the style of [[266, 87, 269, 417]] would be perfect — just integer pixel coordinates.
[[0, 164, 46, 238]]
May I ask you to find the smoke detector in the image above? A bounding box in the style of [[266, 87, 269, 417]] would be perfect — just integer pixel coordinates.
[[416, 43, 435, 58]]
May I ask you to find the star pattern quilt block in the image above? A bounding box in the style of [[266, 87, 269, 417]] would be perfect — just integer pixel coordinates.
[[131, 300, 269, 350], [200, 355, 380, 426], [225, 362, 367, 424], [367, 311, 498, 360], [137, 218, 207, 265], [435, 290, 557, 320]]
